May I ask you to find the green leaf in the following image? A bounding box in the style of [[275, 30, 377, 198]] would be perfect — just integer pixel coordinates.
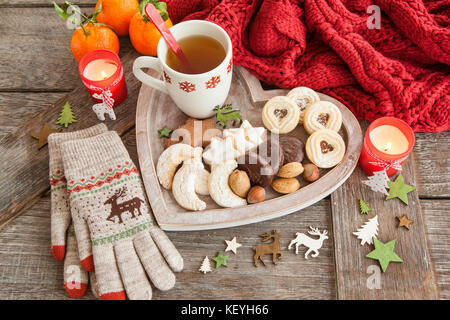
[[53, 2, 70, 20], [92, 2, 102, 22], [56, 102, 77, 128]]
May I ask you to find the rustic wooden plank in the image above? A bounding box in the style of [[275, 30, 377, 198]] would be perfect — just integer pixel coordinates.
[[0, 48, 141, 231], [413, 131, 450, 198], [331, 134, 439, 299], [0, 1, 97, 6], [1, 176, 447, 300], [422, 199, 450, 299], [0, 193, 335, 300], [0, 92, 66, 141], [0, 7, 132, 91]]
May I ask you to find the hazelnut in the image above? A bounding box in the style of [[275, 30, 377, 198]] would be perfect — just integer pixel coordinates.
[[247, 186, 266, 204], [303, 163, 319, 182], [228, 169, 251, 198]]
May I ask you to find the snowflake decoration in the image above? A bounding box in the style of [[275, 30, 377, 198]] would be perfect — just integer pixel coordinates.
[[179, 81, 196, 93], [205, 76, 221, 89], [227, 58, 233, 73], [163, 71, 171, 84]]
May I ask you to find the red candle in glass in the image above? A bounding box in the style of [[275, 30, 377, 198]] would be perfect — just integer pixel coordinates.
[[359, 117, 415, 177], [78, 49, 127, 107]]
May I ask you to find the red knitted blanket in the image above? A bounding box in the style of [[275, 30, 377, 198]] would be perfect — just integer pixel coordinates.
[[166, 0, 449, 132]]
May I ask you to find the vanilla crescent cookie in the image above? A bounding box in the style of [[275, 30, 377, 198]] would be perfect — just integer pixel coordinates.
[[286, 87, 320, 124], [306, 129, 345, 168], [157, 143, 201, 190], [303, 101, 342, 134], [208, 160, 247, 208], [172, 156, 207, 211], [262, 96, 300, 134]]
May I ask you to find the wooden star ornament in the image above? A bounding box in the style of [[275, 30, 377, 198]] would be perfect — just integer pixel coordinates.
[[397, 214, 414, 230], [225, 237, 242, 254], [31, 123, 61, 149], [386, 174, 416, 205]]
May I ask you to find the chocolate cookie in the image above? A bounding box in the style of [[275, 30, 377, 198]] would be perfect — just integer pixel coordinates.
[[279, 136, 305, 165], [257, 134, 284, 175], [237, 152, 274, 187], [164, 117, 222, 149]]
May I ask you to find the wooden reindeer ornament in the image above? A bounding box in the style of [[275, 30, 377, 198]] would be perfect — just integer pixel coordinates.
[[253, 230, 283, 267], [92, 90, 116, 121], [104, 187, 144, 224], [288, 226, 328, 259], [213, 104, 242, 128]]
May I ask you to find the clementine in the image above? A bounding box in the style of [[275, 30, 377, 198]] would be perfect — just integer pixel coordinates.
[[95, 0, 139, 36], [70, 24, 120, 62], [129, 11, 173, 56]]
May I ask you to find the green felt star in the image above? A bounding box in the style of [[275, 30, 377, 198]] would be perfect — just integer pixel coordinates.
[[158, 126, 173, 138], [386, 174, 416, 205], [366, 237, 403, 272], [212, 252, 229, 269], [359, 199, 371, 215]]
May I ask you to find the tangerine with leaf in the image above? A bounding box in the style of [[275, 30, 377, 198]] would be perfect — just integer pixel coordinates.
[[129, 0, 172, 56], [54, 1, 119, 62]]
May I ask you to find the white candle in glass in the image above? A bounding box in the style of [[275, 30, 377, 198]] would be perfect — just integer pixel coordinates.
[[83, 59, 118, 81], [369, 124, 409, 154]]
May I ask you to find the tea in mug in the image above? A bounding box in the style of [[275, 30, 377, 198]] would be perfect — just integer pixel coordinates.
[[166, 35, 226, 74]]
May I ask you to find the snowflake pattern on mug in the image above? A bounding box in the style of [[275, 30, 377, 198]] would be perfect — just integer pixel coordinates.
[[179, 81, 196, 93], [227, 58, 233, 74], [163, 71, 171, 84], [205, 76, 221, 89]]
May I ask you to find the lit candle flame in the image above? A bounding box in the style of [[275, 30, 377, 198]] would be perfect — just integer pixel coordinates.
[[101, 70, 108, 80], [384, 142, 392, 152]]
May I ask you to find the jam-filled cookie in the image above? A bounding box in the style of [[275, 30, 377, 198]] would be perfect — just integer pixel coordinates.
[[262, 96, 300, 134], [303, 101, 342, 134], [286, 87, 320, 124], [306, 129, 345, 168]]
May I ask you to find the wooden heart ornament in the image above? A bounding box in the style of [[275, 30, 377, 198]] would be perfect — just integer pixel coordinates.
[[136, 67, 363, 231]]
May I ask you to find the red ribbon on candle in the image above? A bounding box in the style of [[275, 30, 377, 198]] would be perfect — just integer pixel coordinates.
[[366, 146, 408, 171]]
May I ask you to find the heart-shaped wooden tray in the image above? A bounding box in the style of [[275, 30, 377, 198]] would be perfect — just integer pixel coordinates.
[[136, 67, 363, 231]]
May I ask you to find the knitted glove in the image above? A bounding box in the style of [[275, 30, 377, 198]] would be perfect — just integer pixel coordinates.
[[48, 124, 107, 298], [61, 131, 183, 300]]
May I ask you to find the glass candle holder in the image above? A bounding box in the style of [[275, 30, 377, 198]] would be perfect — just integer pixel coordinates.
[[359, 117, 415, 177], [78, 49, 127, 108]]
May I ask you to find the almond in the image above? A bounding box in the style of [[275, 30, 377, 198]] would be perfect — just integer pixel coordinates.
[[271, 178, 300, 194], [228, 169, 251, 198], [277, 162, 304, 178]]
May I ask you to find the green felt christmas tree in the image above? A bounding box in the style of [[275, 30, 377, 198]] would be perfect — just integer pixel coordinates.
[[359, 199, 371, 215], [56, 102, 77, 128]]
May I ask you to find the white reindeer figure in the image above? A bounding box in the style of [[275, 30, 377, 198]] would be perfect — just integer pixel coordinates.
[[288, 226, 328, 259], [92, 90, 116, 121]]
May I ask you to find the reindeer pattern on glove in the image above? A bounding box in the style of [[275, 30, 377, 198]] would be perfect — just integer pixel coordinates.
[[104, 186, 144, 224]]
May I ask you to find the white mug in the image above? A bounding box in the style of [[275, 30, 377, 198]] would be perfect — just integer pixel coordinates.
[[133, 20, 233, 119]]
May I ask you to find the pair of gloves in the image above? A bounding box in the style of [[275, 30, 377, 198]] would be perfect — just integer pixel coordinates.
[[48, 124, 183, 299]]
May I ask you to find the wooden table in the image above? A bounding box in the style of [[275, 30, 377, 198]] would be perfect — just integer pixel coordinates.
[[0, 1, 448, 300]]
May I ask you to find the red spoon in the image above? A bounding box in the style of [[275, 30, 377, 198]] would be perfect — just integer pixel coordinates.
[[144, 3, 194, 73]]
